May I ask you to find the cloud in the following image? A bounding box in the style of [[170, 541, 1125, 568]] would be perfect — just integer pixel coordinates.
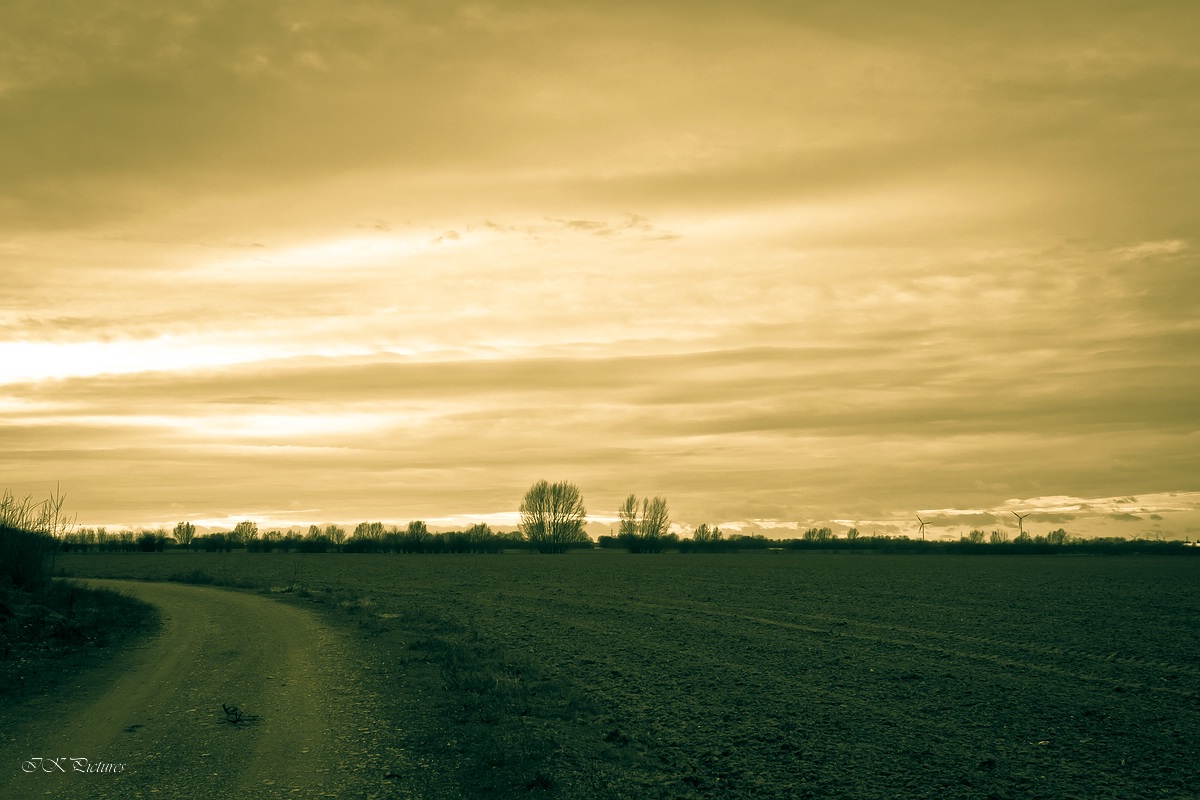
[[1115, 240, 1189, 260], [548, 214, 661, 238], [1028, 513, 1077, 523], [919, 513, 1000, 529], [3, 2, 1199, 534]]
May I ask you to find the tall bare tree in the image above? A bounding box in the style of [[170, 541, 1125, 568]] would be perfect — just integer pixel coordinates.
[[618, 494, 670, 553], [401, 520, 431, 552], [173, 521, 196, 550], [231, 520, 258, 547], [1046, 528, 1069, 546], [618, 494, 639, 539], [466, 522, 494, 543], [519, 480, 588, 553], [640, 496, 670, 540], [325, 524, 346, 551], [354, 521, 386, 540]]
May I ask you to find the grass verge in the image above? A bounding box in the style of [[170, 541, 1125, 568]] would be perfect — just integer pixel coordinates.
[[0, 579, 160, 702]]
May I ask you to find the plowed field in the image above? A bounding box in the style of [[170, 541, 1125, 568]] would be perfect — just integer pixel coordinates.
[[60, 552, 1199, 799]]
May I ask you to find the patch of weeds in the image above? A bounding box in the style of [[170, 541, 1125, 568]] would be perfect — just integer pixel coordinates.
[[277, 559, 305, 594], [335, 593, 376, 614]]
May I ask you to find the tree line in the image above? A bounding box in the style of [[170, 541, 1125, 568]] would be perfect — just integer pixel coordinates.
[[35, 481, 1200, 557]]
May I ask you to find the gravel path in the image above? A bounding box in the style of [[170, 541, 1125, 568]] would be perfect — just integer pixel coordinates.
[[0, 580, 399, 799]]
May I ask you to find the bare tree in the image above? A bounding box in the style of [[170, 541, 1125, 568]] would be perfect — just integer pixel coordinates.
[[1046, 528, 1068, 546], [354, 521, 385, 541], [618, 494, 639, 539], [401, 520, 431, 552], [519, 480, 588, 553], [325, 524, 346, 551], [231, 520, 258, 547], [617, 494, 670, 553], [349, 521, 386, 552], [803, 527, 833, 543], [640, 496, 670, 539], [173, 521, 196, 550], [466, 522, 493, 542]]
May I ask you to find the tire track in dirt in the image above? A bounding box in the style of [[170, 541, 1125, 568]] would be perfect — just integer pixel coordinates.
[[0, 580, 394, 800], [700, 601, 1200, 684], [491, 589, 1200, 701], [649, 601, 1200, 700], [641, 564, 1200, 682]]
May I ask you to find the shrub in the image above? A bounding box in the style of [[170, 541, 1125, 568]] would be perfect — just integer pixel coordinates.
[[0, 524, 55, 590], [0, 487, 72, 589]]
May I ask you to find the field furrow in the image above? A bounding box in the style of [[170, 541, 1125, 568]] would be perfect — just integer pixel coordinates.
[[55, 552, 1200, 800]]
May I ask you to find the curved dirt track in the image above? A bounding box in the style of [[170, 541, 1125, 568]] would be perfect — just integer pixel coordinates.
[[0, 581, 393, 799]]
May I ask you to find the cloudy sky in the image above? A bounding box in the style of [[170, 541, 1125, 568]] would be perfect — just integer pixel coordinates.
[[2, 1, 1198, 539]]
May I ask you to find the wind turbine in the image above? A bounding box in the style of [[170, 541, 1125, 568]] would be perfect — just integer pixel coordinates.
[[1012, 511, 1029, 538], [916, 514, 927, 541]]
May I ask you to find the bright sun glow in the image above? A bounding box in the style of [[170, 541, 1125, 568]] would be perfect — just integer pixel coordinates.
[[24, 412, 403, 440], [0, 339, 285, 384]]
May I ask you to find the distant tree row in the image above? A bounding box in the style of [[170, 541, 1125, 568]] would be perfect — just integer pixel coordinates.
[[45, 526, 1200, 557], [341, 521, 530, 554], [58, 527, 166, 553], [769, 529, 1195, 556], [40, 479, 1200, 558], [599, 525, 765, 553], [197, 521, 532, 554]]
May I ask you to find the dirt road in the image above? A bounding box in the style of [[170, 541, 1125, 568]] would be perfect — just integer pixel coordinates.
[[0, 580, 399, 799]]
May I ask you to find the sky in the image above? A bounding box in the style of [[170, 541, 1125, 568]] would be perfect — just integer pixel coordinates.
[[2, 1, 1198, 540]]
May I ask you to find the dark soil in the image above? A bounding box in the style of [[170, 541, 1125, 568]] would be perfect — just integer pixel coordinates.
[[55, 551, 1200, 799]]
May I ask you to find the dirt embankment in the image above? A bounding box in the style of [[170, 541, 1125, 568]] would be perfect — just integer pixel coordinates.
[[0, 580, 399, 799]]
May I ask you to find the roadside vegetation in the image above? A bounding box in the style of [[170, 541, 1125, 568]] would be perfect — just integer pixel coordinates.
[[0, 489, 158, 704]]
